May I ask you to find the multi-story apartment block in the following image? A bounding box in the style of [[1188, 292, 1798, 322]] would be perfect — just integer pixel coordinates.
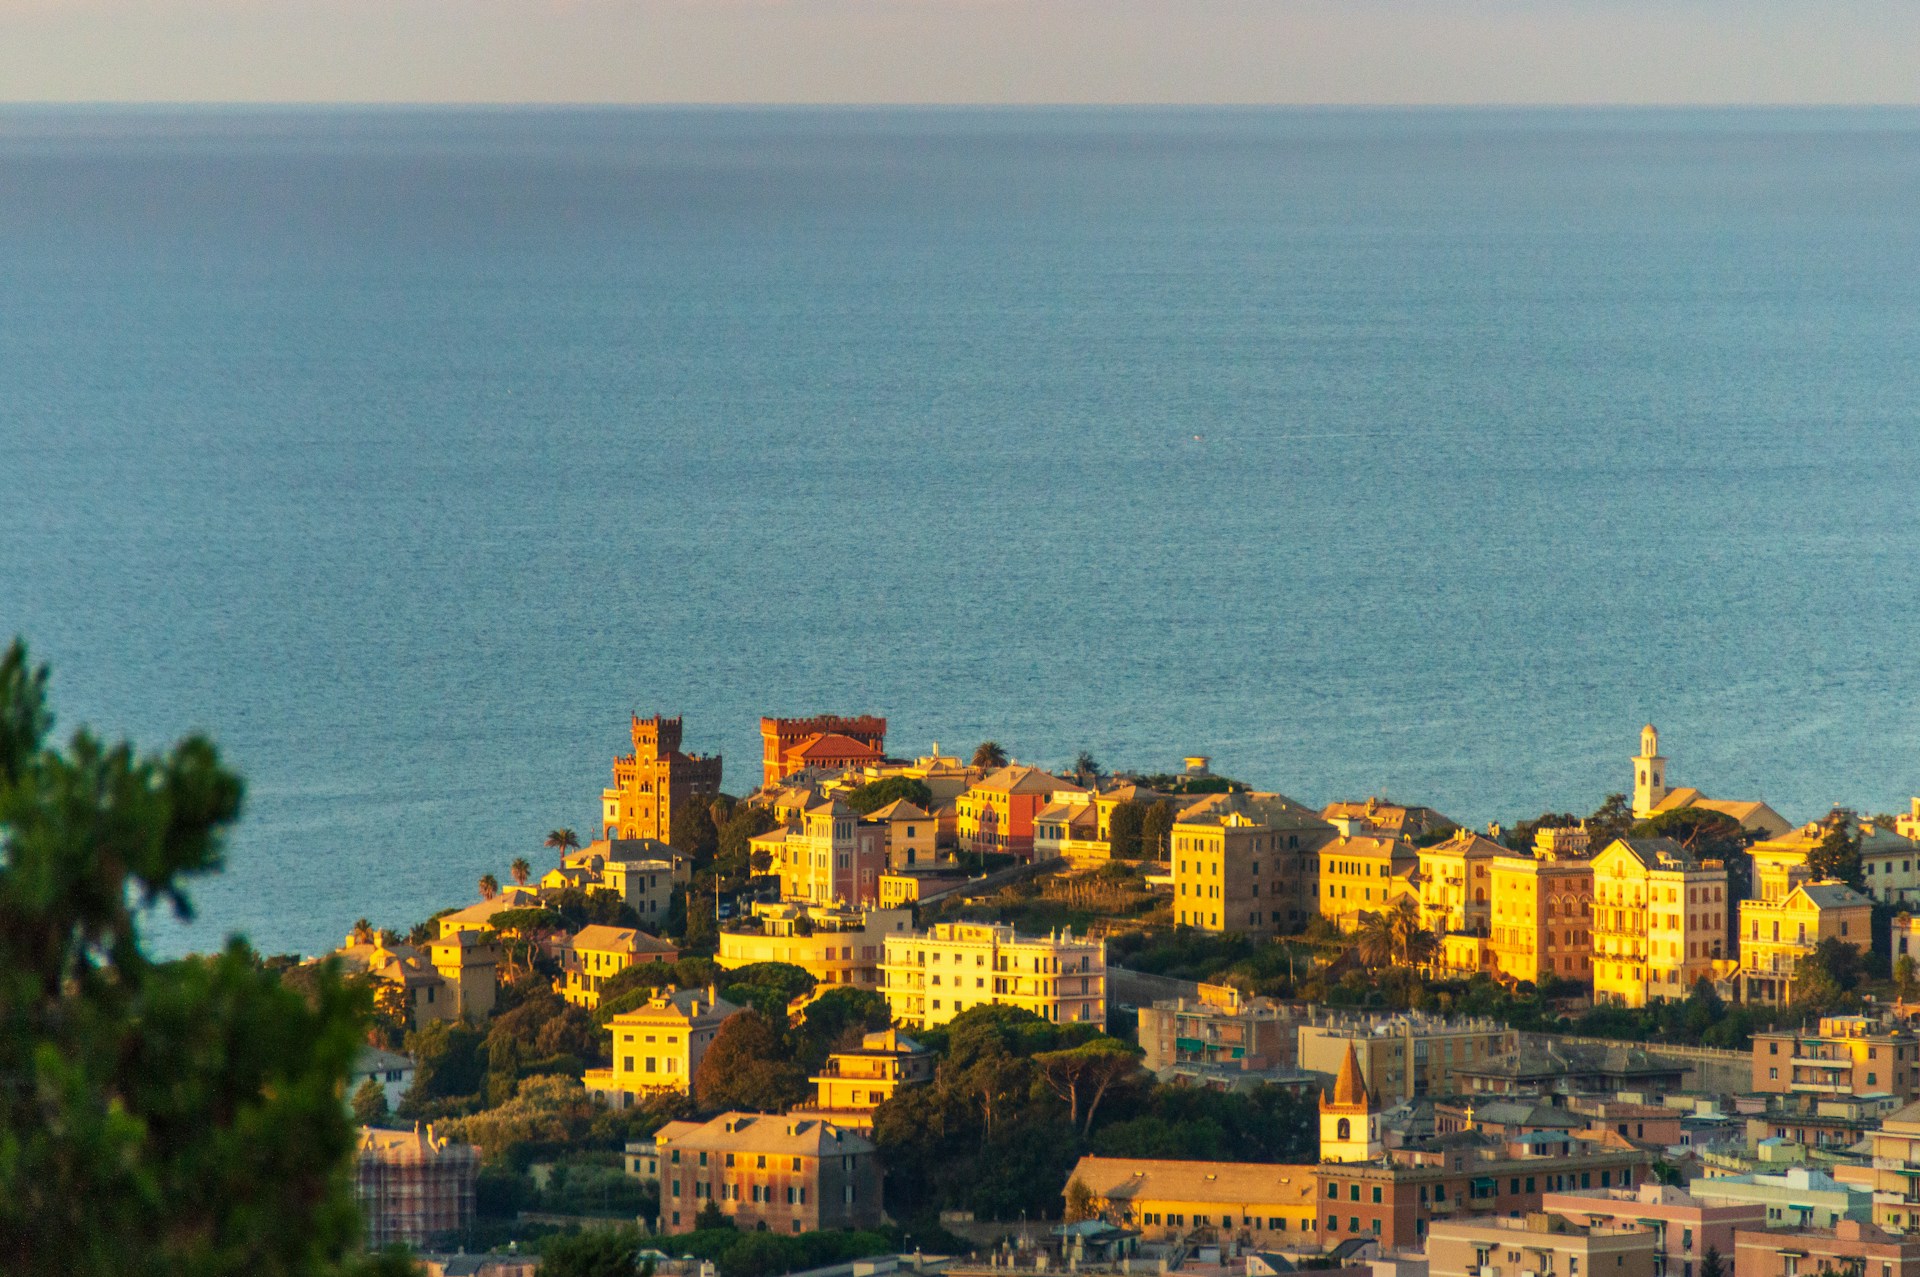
[[1314, 1133, 1653, 1251], [756, 797, 887, 906], [602, 715, 723, 844], [637, 1112, 883, 1235], [792, 1028, 935, 1132], [355, 1124, 478, 1250], [558, 924, 678, 1009], [1172, 791, 1333, 932], [717, 902, 913, 991], [1861, 817, 1920, 905], [1138, 986, 1300, 1076], [586, 986, 740, 1106], [881, 921, 1105, 1030], [1061, 1156, 1321, 1244], [1738, 881, 1873, 1005], [1752, 815, 1920, 908], [1733, 1222, 1920, 1277], [1546, 1184, 1763, 1277], [1858, 1100, 1920, 1233], [1318, 830, 1419, 928], [1297, 1012, 1516, 1105], [1751, 1016, 1920, 1100], [1418, 830, 1506, 937], [957, 766, 1085, 858], [1488, 850, 1594, 985], [1427, 1213, 1657, 1277], [600, 846, 677, 923], [1691, 1166, 1872, 1230], [1590, 837, 1730, 1007], [760, 715, 887, 789]]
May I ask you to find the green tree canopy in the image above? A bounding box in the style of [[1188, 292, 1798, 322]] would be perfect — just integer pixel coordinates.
[[720, 962, 818, 1020], [1809, 820, 1865, 890], [692, 1011, 809, 1113], [0, 638, 411, 1276], [1107, 802, 1144, 859], [672, 802, 722, 862], [1137, 801, 1177, 861], [1629, 807, 1749, 859], [844, 776, 935, 816]]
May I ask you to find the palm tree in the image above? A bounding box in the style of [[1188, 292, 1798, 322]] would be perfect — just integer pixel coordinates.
[[349, 918, 375, 945], [478, 873, 499, 900], [546, 828, 581, 861], [1072, 751, 1103, 784], [1355, 910, 1395, 969], [510, 856, 532, 887], [973, 741, 1008, 770]]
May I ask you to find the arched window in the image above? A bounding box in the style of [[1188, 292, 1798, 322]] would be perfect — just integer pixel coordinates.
[[1337, 1118, 1351, 1141]]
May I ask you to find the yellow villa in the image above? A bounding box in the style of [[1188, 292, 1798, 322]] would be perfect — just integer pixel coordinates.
[[791, 1028, 935, 1131], [1739, 882, 1873, 1006], [716, 901, 914, 992], [1062, 1155, 1321, 1243], [866, 798, 938, 868], [1590, 837, 1730, 1007], [881, 921, 1106, 1030], [1487, 851, 1594, 985], [586, 986, 740, 1106], [1318, 830, 1418, 928], [1416, 830, 1506, 936], [558, 924, 678, 1010]]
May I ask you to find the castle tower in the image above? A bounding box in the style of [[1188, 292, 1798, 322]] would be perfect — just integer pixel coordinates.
[[1318, 1043, 1383, 1163], [1632, 723, 1669, 819]]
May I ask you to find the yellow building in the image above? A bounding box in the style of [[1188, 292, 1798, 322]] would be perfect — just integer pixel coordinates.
[[881, 921, 1106, 1030], [756, 798, 889, 907], [1751, 816, 1920, 908], [1864, 1100, 1920, 1232], [434, 887, 544, 938], [791, 1028, 935, 1131], [1170, 792, 1333, 935], [558, 924, 678, 1009], [1488, 852, 1594, 985], [1318, 831, 1418, 928], [586, 986, 741, 1106], [1590, 837, 1730, 1008], [867, 798, 938, 869], [1417, 830, 1506, 936], [603, 855, 675, 925], [716, 902, 914, 991], [1298, 1012, 1517, 1104], [1062, 1155, 1321, 1243], [1034, 796, 1109, 866], [1738, 882, 1873, 1005]]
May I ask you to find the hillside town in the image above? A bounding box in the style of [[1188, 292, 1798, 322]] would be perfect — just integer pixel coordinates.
[[328, 714, 1920, 1277]]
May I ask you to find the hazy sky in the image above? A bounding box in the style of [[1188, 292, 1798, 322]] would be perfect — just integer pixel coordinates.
[[3, 0, 1917, 105]]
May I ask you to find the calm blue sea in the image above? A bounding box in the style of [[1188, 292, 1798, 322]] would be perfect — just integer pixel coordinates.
[[3, 107, 1919, 958]]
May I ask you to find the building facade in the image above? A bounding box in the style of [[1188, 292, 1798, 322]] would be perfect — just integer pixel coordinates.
[[1138, 987, 1300, 1076], [1590, 837, 1730, 1007], [1751, 1016, 1920, 1100], [760, 798, 887, 906], [1545, 1184, 1764, 1277], [760, 715, 887, 789], [639, 1112, 883, 1235], [957, 766, 1084, 858], [1488, 851, 1595, 985], [1732, 1222, 1920, 1277], [355, 1124, 478, 1250], [586, 986, 741, 1105], [881, 921, 1106, 1030], [1062, 1156, 1321, 1245], [794, 1028, 935, 1131], [1318, 831, 1419, 928], [602, 715, 723, 844], [559, 924, 678, 1009], [1427, 1214, 1656, 1277], [1297, 1013, 1517, 1105], [1738, 882, 1873, 1005], [1418, 831, 1506, 937], [717, 902, 914, 991]]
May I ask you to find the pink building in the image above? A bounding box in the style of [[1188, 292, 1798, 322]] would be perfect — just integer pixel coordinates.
[[1733, 1221, 1920, 1277], [1547, 1183, 1764, 1277]]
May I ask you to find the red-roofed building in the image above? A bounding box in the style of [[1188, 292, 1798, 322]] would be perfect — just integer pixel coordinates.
[[760, 715, 887, 788]]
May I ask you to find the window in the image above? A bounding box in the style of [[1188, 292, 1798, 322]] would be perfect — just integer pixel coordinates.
[[1372, 1187, 1382, 1203]]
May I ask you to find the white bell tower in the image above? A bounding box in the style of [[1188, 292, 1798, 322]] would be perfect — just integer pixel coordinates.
[[1632, 723, 1669, 819]]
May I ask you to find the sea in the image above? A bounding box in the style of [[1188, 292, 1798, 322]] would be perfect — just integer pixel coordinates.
[[2, 106, 1918, 959]]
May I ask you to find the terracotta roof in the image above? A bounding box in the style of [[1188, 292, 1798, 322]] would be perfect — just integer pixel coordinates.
[[570, 924, 676, 955], [1065, 1155, 1319, 1207], [787, 733, 885, 763], [867, 798, 931, 821], [972, 765, 1082, 796], [655, 1112, 875, 1157], [1324, 1043, 1371, 1111]]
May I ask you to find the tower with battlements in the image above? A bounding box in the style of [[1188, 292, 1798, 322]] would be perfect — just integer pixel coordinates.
[[602, 714, 722, 843], [760, 714, 887, 788]]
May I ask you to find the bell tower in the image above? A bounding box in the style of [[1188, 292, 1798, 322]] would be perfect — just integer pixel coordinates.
[[1319, 1043, 1384, 1163], [1633, 723, 1669, 819]]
